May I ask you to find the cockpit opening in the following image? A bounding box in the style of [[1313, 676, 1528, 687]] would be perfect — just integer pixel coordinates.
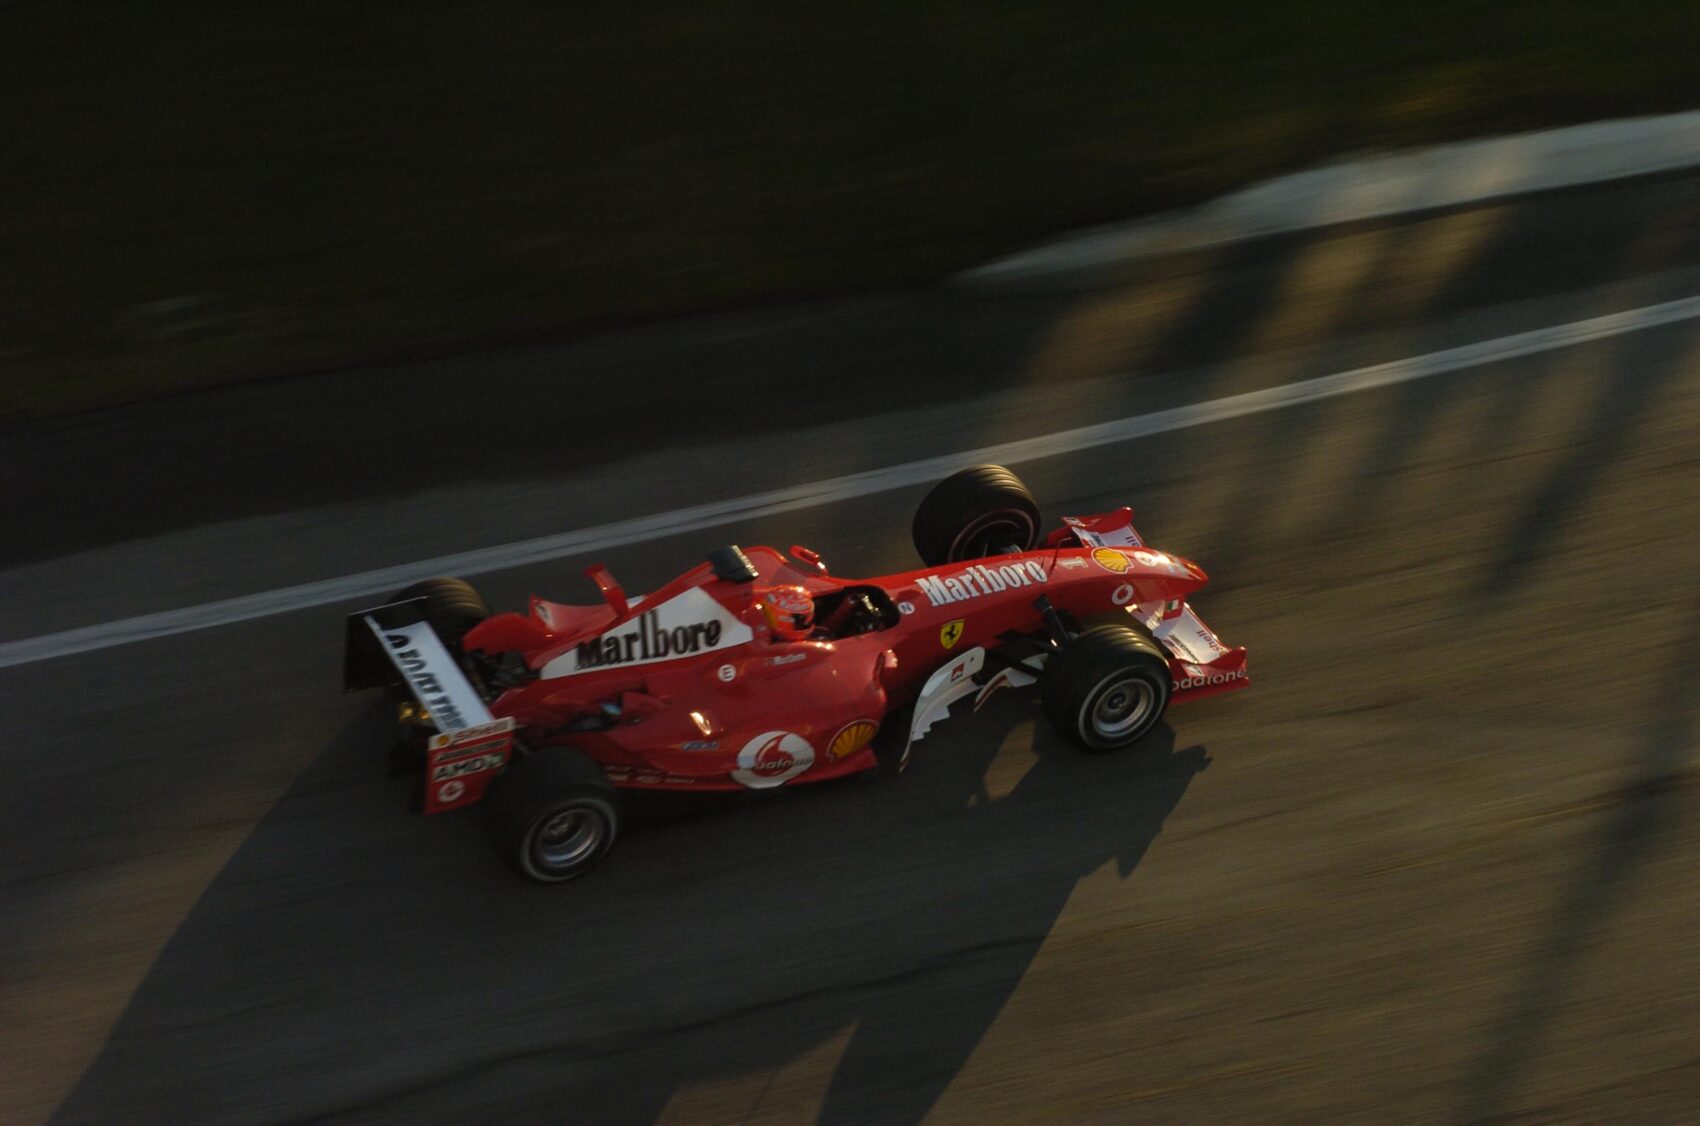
[[809, 585, 901, 639]]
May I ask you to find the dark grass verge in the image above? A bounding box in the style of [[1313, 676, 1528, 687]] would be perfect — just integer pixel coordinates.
[[4, 1, 1699, 418]]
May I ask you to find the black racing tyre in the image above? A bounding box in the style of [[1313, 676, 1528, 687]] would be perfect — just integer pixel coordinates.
[[482, 750, 621, 883], [911, 465, 1042, 567], [1076, 608, 1146, 635], [389, 577, 489, 648], [1042, 625, 1172, 752]]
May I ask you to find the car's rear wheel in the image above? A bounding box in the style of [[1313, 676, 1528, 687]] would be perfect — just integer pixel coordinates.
[[482, 749, 621, 882], [912, 465, 1042, 567], [388, 576, 489, 649], [1042, 625, 1172, 752]]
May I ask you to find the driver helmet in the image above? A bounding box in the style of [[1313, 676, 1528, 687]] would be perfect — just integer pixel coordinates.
[[758, 584, 814, 640]]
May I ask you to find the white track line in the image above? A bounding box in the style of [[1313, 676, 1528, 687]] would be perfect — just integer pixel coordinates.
[[5, 292, 1700, 669]]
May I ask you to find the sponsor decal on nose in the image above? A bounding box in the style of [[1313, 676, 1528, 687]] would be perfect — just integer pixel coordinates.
[[917, 560, 1048, 607], [1174, 667, 1248, 690], [1091, 547, 1131, 574]]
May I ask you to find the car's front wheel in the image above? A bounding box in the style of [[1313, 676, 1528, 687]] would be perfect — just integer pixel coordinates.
[[1042, 625, 1172, 752], [911, 464, 1042, 567], [482, 749, 621, 882]]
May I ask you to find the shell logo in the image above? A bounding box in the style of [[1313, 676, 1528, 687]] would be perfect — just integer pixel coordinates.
[[828, 719, 880, 761], [1091, 547, 1131, 574], [732, 730, 815, 788]]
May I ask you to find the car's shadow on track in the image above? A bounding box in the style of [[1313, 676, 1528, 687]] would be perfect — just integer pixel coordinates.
[[58, 696, 1208, 1125]]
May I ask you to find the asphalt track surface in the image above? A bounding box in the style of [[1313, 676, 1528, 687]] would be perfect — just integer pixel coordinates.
[[6, 174, 1700, 1123]]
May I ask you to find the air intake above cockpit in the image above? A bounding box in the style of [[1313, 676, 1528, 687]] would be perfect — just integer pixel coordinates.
[[707, 545, 759, 583]]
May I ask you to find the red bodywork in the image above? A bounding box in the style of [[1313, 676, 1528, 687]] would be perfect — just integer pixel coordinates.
[[429, 507, 1247, 809]]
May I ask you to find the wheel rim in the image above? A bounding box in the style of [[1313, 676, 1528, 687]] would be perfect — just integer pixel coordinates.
[[1090, 675, 1158, 740], [949, 510, 1035, 560], [533, 805, 604, 869]]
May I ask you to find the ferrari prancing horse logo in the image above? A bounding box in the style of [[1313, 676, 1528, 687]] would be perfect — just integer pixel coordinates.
[[940, 619, 965, 649]]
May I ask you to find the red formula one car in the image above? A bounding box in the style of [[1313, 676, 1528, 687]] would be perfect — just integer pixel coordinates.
[[345, 466, 1248, 882]]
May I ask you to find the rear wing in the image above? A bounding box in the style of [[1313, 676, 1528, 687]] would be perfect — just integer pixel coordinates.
[[344, 598, 514, 813], [342, 598, 493, 732]]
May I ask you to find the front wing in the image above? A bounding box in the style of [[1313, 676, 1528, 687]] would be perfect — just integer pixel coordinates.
[[1152, 602, 1250, 702]]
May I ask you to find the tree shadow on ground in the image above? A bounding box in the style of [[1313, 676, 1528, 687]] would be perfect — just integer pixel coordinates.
[[57, 694, 1207, 1125], [1455, 598, 1700, 1120]]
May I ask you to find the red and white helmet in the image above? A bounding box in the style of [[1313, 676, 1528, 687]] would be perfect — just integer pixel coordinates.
[[758, 585, 814, 640]]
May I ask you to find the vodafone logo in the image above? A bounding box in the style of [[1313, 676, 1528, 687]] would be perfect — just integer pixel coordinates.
[[1174, 668, 1247, 690], [1133, 549, 1192, 578], [437, 780, 466, 804], [731, 730, 815, 789]]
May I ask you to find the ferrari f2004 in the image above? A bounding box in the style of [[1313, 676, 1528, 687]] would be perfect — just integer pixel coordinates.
[[345, 466, 1248, 882]]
